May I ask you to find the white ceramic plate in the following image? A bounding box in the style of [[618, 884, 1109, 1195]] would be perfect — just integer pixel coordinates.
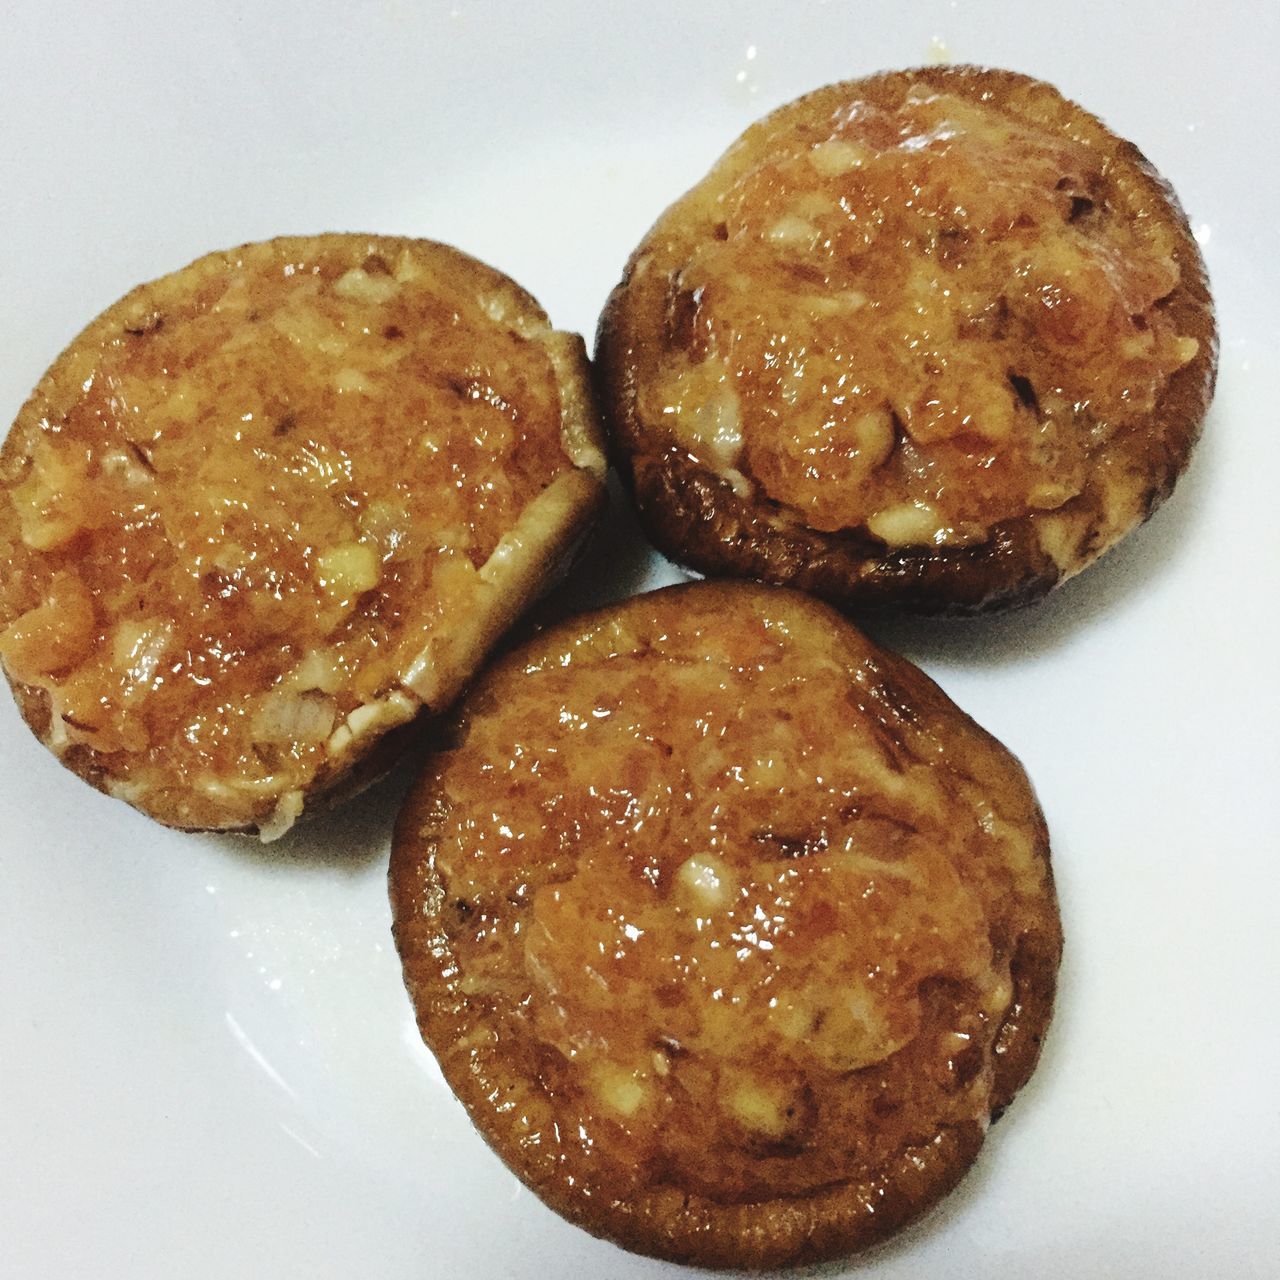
[[2, 3, 1276, 1276]]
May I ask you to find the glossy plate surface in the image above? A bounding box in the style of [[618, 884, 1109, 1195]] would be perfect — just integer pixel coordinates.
[[1, 3, 1276, 1276]]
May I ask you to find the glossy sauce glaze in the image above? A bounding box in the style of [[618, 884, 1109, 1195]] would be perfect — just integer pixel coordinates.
[[392, 584, 1062, 1264], [0, 236, 596, 833], [645, 81, 1198, 545]]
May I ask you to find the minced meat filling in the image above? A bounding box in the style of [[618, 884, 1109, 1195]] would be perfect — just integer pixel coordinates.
[[413, 591, 1052, 1200], [649, 84, 1198, 544]]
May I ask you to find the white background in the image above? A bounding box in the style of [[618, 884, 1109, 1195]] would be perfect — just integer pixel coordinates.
[[1, 3, 1276, 1276]]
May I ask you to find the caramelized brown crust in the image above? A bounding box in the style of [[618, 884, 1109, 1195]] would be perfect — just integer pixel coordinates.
[[0, 234, 606, 837], [391, 582, 1061, 1267], [596, 66, 1217, 615]]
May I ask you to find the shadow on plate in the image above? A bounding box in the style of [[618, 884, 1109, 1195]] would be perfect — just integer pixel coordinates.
[[537, 471, 679, 623], [199, 749, 426, 874], [537, 401, 1218, 670], [861, 413, 1218, 670]]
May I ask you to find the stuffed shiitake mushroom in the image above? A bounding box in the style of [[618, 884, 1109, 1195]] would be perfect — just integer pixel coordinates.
[[597, 67, 1216, 614], [0, 234, 605, 837], [391, 582, 1062, 1267]]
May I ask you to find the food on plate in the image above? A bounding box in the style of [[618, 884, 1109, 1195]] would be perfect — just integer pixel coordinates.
[[596, 65, 1217, 614], [390, 581, 1062, 1267], [0, 234, 605, 837]]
